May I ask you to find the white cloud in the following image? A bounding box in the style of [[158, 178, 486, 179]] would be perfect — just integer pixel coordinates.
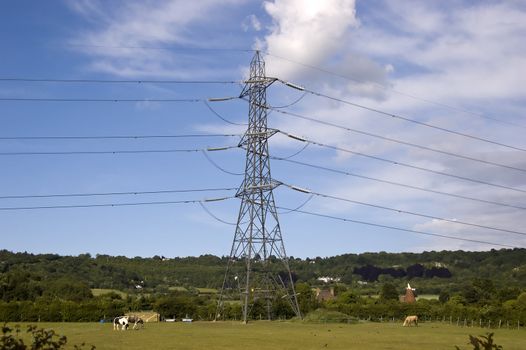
[[68, 1, 526, 252], [68, 0, 246, 78], [254, 1, 526, 252], [242, 14, 262, 32]]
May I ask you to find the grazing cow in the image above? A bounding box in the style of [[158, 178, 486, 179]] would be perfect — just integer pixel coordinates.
[[113, 316, 129, 330], [403, 315, 419, 327], [127, 315, 145, 330]]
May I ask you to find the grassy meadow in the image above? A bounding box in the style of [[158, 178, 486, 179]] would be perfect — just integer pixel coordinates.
[[90, 289, 127, 298], [11, 321, 525, 350]]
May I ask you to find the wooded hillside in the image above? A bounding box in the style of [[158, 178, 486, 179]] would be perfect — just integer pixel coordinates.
[[1, 248, 525, 296]]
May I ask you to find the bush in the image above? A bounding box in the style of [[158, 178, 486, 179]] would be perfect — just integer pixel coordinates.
[[455, 333, 502, 350], [0, 323, 95, 349], [302, 309, 357, 323]]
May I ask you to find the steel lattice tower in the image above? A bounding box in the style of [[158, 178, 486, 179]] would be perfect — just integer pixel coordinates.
[[216, 51, 301, 323]]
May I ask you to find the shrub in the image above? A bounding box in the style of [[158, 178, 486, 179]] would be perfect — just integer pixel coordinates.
[[0, 323, 95, 349], [303, 309, 357, 323]]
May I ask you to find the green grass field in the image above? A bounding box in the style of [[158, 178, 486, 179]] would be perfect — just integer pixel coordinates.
[[416, 294, 439, 300], [90, 289, 127, 298], [11, 321, 525, 350]]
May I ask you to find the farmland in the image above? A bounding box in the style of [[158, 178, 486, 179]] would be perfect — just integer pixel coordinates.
[[12, 321, 526, 350]]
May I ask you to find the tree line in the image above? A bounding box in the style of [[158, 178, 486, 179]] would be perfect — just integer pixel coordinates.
[[0, 248, 525, 324]]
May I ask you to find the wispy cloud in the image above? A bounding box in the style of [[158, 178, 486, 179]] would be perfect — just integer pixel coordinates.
[[67, 0, 247, 78]]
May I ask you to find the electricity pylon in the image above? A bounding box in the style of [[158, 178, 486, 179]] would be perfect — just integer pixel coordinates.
[[216, 51, 301, 323]]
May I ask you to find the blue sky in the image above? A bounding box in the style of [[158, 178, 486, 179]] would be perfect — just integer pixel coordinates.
[[1, 0, 525, 258]]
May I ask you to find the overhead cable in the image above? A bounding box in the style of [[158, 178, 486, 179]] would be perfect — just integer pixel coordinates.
[[271, 92, 308, 109], [266, 53, 526, 129], [0, 133, 242, 140], [0, 197, 233, 211], [293, 85, 526, 152], [267, 107, 526, 173], [0, 145, 238, 156], [283, 184, 526, 236], [277, 206, 517, 248], [203, 100, 247, 126], [0, 78, 241, 84], [278, 142, 311, 160], [272, 156, 526, 211], [198, 201, 237, 226], [201, 150, 244, 176], [0, 187, 237, 200], [65, 43, 254, 53], [279, 131, 526, 194], [0, 97, 202, 103], [278, 194, 315, 215]]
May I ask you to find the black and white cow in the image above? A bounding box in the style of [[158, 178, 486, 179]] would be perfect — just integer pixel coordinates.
[[113, 315, 144, 330], [113, 316, 129, 330]]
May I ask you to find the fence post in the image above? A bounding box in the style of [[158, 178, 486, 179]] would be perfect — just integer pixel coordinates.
[[479, 319, 482, 328], [498, 320, 502, 329], [450, 316, 452, 325], [489, 320, 491, 329]]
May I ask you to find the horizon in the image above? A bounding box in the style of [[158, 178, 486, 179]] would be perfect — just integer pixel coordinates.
[[2, 246, 521, 261]]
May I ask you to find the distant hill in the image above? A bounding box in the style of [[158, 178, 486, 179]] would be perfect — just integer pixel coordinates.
[[1, 248, 525, 295]]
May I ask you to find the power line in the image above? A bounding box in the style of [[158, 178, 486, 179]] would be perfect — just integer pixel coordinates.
[[297, 86, 526, 152], [278, 131, 526, 194], [0, 133, 241, 140], [278, 194, 315, 215], [267, 107, 526, 173], [203, 100, 247, 126], [0, 187, 237, 200], [0, 145, 239, 156], [65, 43, 254, 53], [198, 201, 237, 226], [272, 156, 526, 211], [282, 184, 526, 237], [201, 150, 244, 176], [277, 206, 517, 248], [272, 92, 308, 109], [0, 97, 202, 102], [278, 142, 311, 160], [265, 52, 526, 129], [0, 78, 241, 84], [0, 197, 233, 211]]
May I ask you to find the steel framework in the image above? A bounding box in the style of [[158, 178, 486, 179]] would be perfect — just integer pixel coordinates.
[[216, 51, 301, 323]]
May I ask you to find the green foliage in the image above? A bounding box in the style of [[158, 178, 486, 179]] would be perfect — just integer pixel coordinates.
[[439, 290, 450, 303], [1, 249, 526, 323], [2, 249, 526, 296], [302, 308, 357, 323], [455, 333, 503, 350], [0, 270, 42, 302], [462, 279, 496, 305], [0, 298, 126, 322], [0, 323, 95, 350], [153, 293, 197, 319], [380, 283, 399, 301], [43, 278, 93, 302], [294, 283, 318, 315], [337, 290, 361, 305]]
